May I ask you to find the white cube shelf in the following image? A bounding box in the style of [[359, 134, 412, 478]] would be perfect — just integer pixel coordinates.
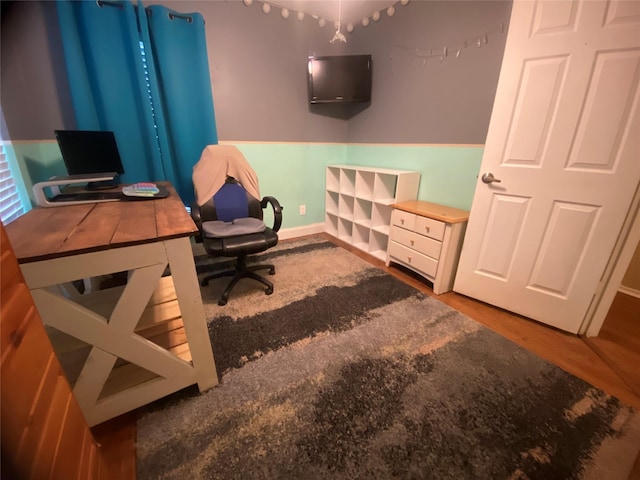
[[325, 165, 420, 261]]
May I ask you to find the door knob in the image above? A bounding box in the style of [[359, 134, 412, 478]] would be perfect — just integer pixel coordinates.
[[481, 172, 502, 184]]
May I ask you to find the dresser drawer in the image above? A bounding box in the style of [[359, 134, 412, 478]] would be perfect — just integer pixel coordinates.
[[390, 226, 442, 260], [415, 216, 445, 241], [388, 241, 438, 278], [391, 209, 416, 230]]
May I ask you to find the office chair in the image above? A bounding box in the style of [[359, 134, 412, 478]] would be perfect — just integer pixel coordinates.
[[191, 176, 282, 306]]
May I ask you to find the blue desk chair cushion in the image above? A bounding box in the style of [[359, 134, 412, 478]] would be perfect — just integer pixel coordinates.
[[202, 218, 266, 238]]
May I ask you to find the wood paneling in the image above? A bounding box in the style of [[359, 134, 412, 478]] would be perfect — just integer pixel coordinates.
[[1, 222, 118, 479]]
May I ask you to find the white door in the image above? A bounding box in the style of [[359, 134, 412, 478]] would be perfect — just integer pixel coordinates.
[[454, 0, 640, 334]]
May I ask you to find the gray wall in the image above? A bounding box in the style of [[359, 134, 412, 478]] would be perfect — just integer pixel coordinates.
[[1, 0, 511, 145], [173, 0, 352, 143], [348, 1, 511, 144], [0, 1, 74, 141]]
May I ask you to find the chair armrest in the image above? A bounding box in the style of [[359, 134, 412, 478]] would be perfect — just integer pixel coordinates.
[[190, 202, 204, 243], [261, 196, 283, 232]]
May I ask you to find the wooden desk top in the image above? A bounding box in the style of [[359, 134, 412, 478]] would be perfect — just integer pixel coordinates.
[[5, 183, 197, 263], [391, 200, 470, 224]]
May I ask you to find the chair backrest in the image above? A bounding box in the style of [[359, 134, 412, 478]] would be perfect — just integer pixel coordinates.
[[200, 178, 263, 222]]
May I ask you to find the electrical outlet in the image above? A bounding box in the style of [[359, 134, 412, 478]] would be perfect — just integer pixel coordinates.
[[299, 204, 306, 216]]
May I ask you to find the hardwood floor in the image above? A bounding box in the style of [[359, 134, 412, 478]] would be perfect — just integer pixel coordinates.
[[93, 234, 640, 478], [91, 412, 137, 479], [585, 292, 640, 402]]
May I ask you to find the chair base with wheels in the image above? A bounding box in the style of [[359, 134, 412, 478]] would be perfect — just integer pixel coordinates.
[[199, 234, 278, 306]]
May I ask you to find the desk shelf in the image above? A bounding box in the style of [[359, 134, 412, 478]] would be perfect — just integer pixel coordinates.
[[47, 276, 194, 399]]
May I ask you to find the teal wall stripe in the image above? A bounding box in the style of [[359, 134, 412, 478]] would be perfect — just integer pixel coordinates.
[[12, 142, 67, 208], [12, 141, 482, 229], [346, 144, 483, 211], [232, 142, 347, 229]]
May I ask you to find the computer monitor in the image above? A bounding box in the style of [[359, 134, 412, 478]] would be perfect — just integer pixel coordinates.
[[54, 129, 125, 190]]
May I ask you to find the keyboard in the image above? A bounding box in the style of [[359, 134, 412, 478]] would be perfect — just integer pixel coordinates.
[[50, 192, 123, 202]]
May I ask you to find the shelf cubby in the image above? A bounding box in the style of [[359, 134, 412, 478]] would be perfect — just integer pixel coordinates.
[[354, 198, 373, 227], [326, 166, 341, 192], [340, 169, 356, 196], [374, 173, 398, 204], [338, 217, 353, 242], [338, 194, 355, 221], [326, 191, 339, 216], [325, 212, 338, 237], [352, 223, 370, 251], [355, 170, 375, 201], [369, 230, 389, 261], [371, 203, 393, 234]]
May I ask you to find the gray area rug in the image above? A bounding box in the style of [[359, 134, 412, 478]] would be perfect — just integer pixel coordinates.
[[137, 236, 640, 479]]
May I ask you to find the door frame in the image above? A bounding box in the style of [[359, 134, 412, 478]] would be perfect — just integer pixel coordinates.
[[583, 183, 640, 336]]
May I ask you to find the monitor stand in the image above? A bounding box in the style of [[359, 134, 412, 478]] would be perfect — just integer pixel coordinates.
[[33, 172, 121, 207], [86, 176, 119, 190]]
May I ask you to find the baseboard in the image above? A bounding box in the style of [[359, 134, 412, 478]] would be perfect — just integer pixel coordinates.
[[277, 223, 325, 240], [618, 285, 640, 299]]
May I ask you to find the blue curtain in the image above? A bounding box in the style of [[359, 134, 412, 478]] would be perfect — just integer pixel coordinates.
[[56, 0, 218, 204]]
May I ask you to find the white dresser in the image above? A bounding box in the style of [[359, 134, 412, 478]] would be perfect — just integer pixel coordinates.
[[386, 201, 469, 294]]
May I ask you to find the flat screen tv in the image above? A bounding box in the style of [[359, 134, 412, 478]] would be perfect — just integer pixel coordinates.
[[307, 54, 372, 104], [54, 130, 125, 189]]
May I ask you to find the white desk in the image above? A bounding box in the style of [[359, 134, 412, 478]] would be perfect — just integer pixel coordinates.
[[5, 183, 218, 426]]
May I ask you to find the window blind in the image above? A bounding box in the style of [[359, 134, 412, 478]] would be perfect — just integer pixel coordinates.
[[0, 145, 25, 224]]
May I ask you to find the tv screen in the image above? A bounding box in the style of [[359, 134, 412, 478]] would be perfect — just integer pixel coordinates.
[[55, 130, 125, 176], [307, 55, 372, 104]]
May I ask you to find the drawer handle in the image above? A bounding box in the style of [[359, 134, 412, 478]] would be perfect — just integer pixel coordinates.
[[425, 226, 430, 233], [401, 219, 405, 225], [407, 256, 412, 263], [410, 240, 414, 246]]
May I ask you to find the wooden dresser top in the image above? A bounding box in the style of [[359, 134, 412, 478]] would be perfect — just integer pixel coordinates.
[[392, 200, 470, 224], [5, 183, 197, 263]]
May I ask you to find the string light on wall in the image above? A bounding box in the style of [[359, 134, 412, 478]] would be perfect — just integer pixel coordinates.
[[393, 22, 505, 65], [241, 0, 413, 42]]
